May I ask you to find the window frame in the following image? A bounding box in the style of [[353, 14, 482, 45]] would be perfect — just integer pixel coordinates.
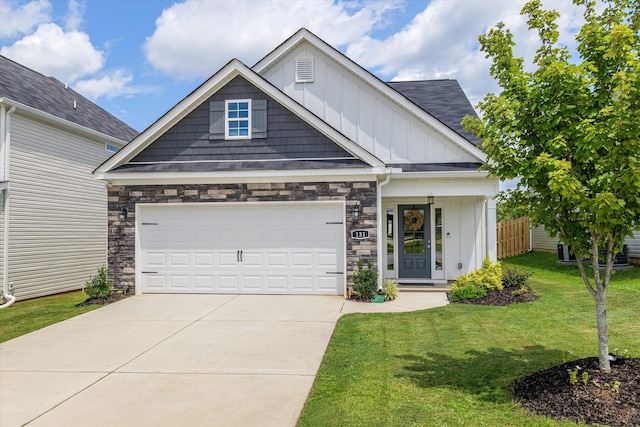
[[225, 99, 252, 139]]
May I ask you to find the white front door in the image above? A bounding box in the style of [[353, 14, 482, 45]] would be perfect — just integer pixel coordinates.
[[138, 202, 344, 295]]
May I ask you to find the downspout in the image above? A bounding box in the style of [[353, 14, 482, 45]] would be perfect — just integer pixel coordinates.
[[0, 104, 16, 309], [376, 168, 392, 288]]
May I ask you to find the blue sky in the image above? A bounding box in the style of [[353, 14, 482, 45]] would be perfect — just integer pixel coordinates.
[[1, 0, 586, 133]]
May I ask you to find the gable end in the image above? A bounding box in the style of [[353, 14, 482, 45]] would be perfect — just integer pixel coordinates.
[[122, 76, 363, 172]]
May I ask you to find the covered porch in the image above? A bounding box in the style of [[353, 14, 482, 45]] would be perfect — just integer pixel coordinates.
[[377, 172, 499, 286]]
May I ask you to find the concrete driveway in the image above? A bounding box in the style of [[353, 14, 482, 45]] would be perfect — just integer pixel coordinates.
[[0, 293, 447, 427]]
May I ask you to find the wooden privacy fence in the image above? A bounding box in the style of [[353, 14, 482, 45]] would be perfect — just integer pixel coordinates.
[[497, 216, 530, 259]]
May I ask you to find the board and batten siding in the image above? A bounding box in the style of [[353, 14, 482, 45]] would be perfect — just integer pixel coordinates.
[[532, 225, 640, 260], [4, 113, 117, 300], [262, 43, 477, 165]]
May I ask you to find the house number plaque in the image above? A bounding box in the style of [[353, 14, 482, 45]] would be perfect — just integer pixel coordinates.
[[351, 230, 370, 240]]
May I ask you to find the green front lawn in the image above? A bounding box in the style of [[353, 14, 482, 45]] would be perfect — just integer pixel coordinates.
[[298, 252, 640, 426], [0, 291, 103, 343]]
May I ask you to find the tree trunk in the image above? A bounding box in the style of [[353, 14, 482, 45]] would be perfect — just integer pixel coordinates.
[[595, 289, 610, 371]]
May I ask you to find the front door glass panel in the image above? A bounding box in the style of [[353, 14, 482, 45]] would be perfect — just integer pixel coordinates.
[[398, 205, 431, 279]]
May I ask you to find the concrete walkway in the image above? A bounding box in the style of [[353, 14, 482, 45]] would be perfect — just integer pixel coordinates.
[[0, 292, 448, 427]]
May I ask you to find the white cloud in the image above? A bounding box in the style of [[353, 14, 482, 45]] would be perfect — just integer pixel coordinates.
[[0, 0, 51, 38], [73, 69, 139, 101], [64, 0, 85, 32], [144, 0, 403, 80], [0, 22, 103, 83], [346, 0, 587, 108]]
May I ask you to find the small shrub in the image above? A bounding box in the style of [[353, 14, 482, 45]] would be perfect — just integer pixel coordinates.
[[351, 260, 378, 300], [84, 266, 113, 299], [502, 265, 532, 288], [511, 285, 531, 296], [449, 259, 502, 301], [450, 285, 487, 301], [381, 279, 398, 301], [479, 258, 503, 290]]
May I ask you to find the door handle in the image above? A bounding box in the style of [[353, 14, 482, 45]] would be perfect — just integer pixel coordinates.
[[240, 250, 243, 262], [237, 250, 240, 262]]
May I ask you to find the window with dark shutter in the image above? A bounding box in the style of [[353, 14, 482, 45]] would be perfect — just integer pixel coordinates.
[[209, 101, 225, 139], [252, 99, 267, 138], [210, 99, 267, 140]]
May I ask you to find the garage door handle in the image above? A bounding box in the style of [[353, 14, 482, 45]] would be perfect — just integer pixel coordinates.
[[326, 272, 344, 275], [141, 271, 158, 274], [240, 250, 243, 262], [237, 250, 243, 262]]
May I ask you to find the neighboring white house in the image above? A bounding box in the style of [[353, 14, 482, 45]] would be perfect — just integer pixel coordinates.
[[0, 55, 138, 304], [95, 29, 499, 296], [532, 225, 640, 263]]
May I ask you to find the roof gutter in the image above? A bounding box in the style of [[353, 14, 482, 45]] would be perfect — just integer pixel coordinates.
[[0, 104, 16, 309], [376, 168, 393, 287]]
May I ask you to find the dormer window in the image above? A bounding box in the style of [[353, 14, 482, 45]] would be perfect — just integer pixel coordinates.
[[226, 99, 251, 139]]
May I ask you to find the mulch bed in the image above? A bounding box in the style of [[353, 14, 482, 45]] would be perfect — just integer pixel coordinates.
[[75, 293, 129, 307], [452, 287, 539, 306], [513, 357, 640, 426]]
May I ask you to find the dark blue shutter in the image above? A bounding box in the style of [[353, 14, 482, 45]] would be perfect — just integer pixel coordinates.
[[209, 101, 225, 139], [252, 99, 267, 139]]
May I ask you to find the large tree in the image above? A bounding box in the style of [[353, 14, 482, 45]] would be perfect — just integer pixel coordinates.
[[463, 0, 640, 371]]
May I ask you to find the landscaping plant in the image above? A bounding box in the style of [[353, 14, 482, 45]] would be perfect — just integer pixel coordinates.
[[449, 258, 502, 302], [83, 265, 113, 299], [462, 0, 640, 371], [351, 260, 378, 300], [381, 279, 398, 301]]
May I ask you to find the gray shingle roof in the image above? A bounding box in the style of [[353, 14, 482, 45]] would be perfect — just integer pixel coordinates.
[[0, 55, 138, 142], [114, 158, 368, 172], [387, 80, 481, 146]]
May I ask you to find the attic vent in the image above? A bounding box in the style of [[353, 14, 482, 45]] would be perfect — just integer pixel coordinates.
[[295, 58, 314, 83]]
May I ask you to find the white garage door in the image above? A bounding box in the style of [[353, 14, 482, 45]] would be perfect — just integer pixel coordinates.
[[138, 202, 345, 295]]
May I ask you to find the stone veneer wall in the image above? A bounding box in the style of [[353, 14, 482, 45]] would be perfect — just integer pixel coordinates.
[[108, 181, 377, 294]]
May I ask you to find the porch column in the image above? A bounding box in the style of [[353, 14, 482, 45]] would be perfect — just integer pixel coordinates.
[[486, 197, 497, 261]]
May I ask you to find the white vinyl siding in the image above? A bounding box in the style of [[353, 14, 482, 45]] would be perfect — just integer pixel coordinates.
[[5, 114, 118, 301], [532, 225, 640, 259], [262, 43, 478, 164]]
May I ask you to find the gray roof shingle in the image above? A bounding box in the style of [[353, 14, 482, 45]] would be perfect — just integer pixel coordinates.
[[0, 55, 138, 142], [387, 80, 481, 146]]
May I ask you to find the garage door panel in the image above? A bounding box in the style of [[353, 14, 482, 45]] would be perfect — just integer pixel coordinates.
[[139, 203, 344, 295], [317, 252, 338, 267], [144, 275, 166, 290], [145, 253, 167, 267], [242, 252, 263, 267], [194, 275, 215, 290], [218, 252, 239, 267], [292, 276, 313, 290], [169, 275, 190, 289], [267, 253, 287, 267], [292, 253, 313, 267], [242, 275, 263, 290], [267, 276, 288, 290], [219, 275, 239, 290], [318, 276, 339, 291], [194, 253, 215, 267], [170, 253, 190, 267]]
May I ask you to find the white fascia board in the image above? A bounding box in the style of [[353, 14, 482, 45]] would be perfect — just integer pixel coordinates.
[[95, 61, 242, 173], [96, 167, 380, 186], [0, 98, 126, 146], [253, 29, 486, 163], [390, 170, 491, 180], [384, 174, 499, 198], [97, 59, 384, 174]]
